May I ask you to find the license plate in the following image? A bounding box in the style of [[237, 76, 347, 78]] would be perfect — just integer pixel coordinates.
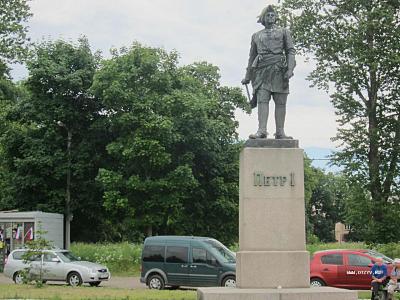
[[99, 275, 109, 279]]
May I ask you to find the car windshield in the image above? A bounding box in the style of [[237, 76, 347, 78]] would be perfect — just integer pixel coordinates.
[[367, 250, 393, 264], [56, 251, 80, 263], [205, 239, 236, 263]]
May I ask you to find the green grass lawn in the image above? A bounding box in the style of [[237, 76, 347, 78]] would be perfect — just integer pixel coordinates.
[[0, 284, 197, 300], [358, 291, 371, 299], [0, 283, 376, 300]]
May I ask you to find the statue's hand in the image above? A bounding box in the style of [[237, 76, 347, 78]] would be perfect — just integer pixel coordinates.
[[284, 70, 294, 79], [241, 78, 250, 85]]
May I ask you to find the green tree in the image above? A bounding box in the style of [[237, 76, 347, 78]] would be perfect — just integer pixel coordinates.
[[93, 44, 247, 244], [304, 158, 346, 242], [0, 65, 21, 207], [0, 38, 108, 242], [303, 156, 320, 242], [21, 224, 52, 287], [282, 0, 400, 242], [0, 0, 32, 194], [309, 173, 347, 242], [0, 0, 32, 64]]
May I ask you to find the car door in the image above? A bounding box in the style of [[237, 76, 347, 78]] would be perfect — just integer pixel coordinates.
[[27, 254, 43, 279], [164, 245, 190, 286], [42, 252, 64, 280], [318, 253, 344, 287], [343, 253, 373, 289], [189, 247, 219, 287]]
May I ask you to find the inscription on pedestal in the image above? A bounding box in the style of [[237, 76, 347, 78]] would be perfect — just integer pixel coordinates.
[[253, 171, 295, 187]]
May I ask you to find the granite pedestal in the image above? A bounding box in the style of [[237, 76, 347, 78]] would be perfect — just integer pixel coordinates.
[[198, 287, 357, 300], [198, 139, 357, 300]]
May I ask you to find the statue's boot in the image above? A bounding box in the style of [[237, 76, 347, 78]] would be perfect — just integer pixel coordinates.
[[249, 101, 268, 139], [275, 103, 293, 139], [249, 131, 267, 139]]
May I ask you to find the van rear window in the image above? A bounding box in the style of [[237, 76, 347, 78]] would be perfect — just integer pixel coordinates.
[[166, 246, 188, 263], [143, 245, 165, 262]]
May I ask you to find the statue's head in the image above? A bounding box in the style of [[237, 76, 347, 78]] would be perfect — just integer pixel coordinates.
[[257, 5, 278, 26]]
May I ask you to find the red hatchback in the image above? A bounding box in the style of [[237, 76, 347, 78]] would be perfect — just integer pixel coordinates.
[[310, 249, 393, 289]]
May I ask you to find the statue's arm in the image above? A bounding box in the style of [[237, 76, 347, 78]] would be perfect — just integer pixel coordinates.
[[243, 34, 257, 83], [284, 29, 296, 78]]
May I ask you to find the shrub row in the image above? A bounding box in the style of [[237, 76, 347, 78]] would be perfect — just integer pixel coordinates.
[[70, 241, 400, 275], [70, 242, 142, 275], [307, 242, 400, 259]]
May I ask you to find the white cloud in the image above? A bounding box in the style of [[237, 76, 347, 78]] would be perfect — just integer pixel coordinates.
[[22, 0, 336, 148]]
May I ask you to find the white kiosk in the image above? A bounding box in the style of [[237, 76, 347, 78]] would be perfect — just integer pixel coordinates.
[[0, 210, 64, 271]]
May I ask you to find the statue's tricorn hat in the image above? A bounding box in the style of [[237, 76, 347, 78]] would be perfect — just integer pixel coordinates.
[[257, 5, 277, 25]]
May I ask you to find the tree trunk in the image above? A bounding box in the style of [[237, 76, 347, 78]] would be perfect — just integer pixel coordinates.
[[366, 26, 383, 221], [146, 225, 153, 237]]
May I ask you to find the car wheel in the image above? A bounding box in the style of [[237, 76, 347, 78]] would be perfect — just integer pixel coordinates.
[[147, 274, 165, 290], [89, 281, 101, 287], [310, 278, 325, 288], [13, 272, 24, 284], [222, 275, 236, 288], [67, 272, 83, 287]]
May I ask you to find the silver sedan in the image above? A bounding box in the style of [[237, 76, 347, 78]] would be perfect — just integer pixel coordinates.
[[4, 249, 111, 286]]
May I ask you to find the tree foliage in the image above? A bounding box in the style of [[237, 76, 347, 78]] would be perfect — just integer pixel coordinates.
[[282, 0, 400, 242], [21, 223, 51, 287], [0, 0, 32, 64], [0, 40, 247, 245], [0, 38, 109, 241], [304, 158, 346, 242], [93, 44, 247, 244]]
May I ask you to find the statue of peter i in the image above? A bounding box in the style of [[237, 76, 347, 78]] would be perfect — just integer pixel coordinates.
[[242, 5, 296, 139]]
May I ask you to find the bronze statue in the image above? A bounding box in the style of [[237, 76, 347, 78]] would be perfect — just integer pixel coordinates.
[[242, 5, 296, 139]]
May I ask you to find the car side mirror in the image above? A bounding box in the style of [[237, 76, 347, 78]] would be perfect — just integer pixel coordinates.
[[51, 257, 61, 263], [77, 257, 81, 261]]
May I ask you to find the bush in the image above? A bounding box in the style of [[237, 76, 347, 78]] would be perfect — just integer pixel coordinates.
[[71, 242, 142, 275], [375, 243, 400, 260], [229, 242, 238, 252], [306, 242, 367, 255], [69, 241, 400, 276], [307, 242, 400, 260]]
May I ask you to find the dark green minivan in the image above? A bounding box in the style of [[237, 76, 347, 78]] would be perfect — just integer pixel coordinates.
[[140, 236, 236, 289]]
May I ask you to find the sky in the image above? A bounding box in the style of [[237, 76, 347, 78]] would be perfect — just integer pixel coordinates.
[[12, 0, 341, 170]]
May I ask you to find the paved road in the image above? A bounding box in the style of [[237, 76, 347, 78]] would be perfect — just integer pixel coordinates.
[[0, 273, 144, 289]]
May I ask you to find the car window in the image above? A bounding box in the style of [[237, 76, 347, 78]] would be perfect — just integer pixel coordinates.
[[348, 254, 373, 267], [43, 252, 57, 262], [15, 250, 41, 262], [12, 251, 26, 260], [366, 250, 393, 264], [204, 239, 236, 264], [193, 248, 207, 264], [166, 246, 188, 263], [57, 251, 79, 262], [321, 254, 343, 265], [206, 252, 220, 267], [143, 245, 165, 262], [192, 248, 220, 266]]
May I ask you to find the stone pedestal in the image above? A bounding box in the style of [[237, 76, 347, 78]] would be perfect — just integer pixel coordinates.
[[198, 139, 357, 300], [197, 287, 357, 300], [238, 142, 308, 288]]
